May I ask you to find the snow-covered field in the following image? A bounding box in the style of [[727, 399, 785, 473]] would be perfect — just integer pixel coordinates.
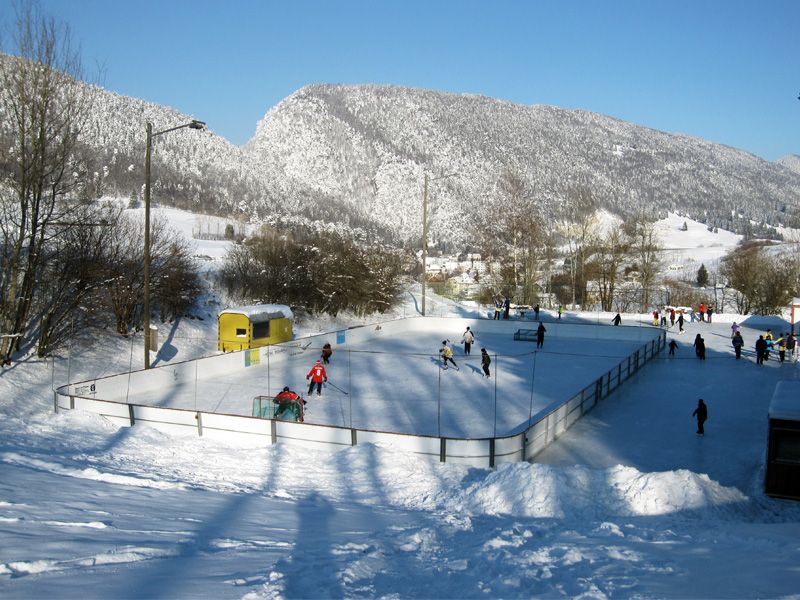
[[2, 209, 800, 598]]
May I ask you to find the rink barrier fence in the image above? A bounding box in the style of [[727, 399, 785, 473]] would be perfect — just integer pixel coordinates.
[[54, 316, 665, 468]]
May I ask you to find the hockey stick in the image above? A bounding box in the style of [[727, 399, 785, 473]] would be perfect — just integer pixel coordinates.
[[325, 380, 349, 395]]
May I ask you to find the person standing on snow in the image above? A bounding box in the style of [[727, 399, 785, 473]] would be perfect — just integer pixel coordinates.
[[439, 340, 458, 370], [693, 399, 708, 435], [612, 313, 622, 326], [731, 322, 740, 339], [481, 348, 491, 378], [306, 359, 327, 396], [461, 327, 475, 355], [699, 303, 706, 322], [677, 312, 685, 333], [557, 305, 563, 320], [670, 308, 676, 327], [494, 299, 502, 320], [732, 331, 744, 360], [668, 339, 678, 356], [764, 329, 774, 361], [536, 322, 546, 349], [755, 335, 767, 365], [777, 334, 787, 362], [787, 333, 797, 362], [706, 305, 713, 323]]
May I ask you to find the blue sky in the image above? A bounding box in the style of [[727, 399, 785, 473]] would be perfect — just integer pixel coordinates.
[[2, 0, 798, 160]]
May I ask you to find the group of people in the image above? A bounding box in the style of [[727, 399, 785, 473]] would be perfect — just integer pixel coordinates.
[[440, 328, 492, 378], [652, 305, 724, 332], [651, 307, 686, 332], [669, 320, 798, 364], [493, 297, 511, 320], [272, 342, 336, 422], [753, 329, 797, 365]]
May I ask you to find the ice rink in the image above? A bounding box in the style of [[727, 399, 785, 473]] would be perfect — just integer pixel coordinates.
[[121, 318, 661, 439]]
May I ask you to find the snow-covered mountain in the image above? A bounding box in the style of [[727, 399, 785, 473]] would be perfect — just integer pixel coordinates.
[[26, 63, 800, 246], [778, 154, 800, 174], [246, 84, 800, 246]]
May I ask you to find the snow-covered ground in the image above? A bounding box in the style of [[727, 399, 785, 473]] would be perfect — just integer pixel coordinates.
[[2, 209, 800, 598]]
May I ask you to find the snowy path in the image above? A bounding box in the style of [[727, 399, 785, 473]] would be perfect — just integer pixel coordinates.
[[536, 320, 797, 491]]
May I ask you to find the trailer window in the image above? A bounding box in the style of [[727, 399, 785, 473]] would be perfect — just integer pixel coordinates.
[[772, 428, 800, 464], [236, 328, 247, 337], [253, 321, 270, 339]]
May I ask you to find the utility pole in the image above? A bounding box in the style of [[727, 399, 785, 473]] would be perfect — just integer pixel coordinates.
[[420, 172, 456, 317], [421, 173, 429, 316]]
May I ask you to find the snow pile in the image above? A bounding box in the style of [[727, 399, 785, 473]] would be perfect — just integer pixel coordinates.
[[461, 463, 747, 519]]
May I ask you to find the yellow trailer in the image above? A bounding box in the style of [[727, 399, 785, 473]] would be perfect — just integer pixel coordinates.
[[218, 304, 293, 352]]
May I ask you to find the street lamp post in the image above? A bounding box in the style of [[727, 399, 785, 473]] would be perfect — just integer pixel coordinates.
[[143, 119, 205, 369], [420, 172, 456, 316]]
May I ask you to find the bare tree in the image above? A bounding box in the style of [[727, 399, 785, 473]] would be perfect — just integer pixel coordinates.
[[719, 242, 765, 314], [0, 2, 91, 363], [624, 213, 663, 311], [594, 225, 628, 311], [556, 185, 597, 309], [34, 203, 116, 356]]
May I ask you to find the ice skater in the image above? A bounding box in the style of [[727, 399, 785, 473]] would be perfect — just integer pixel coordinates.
[[536, 322, 546, 349], [321, 342, 332, 364], [693, 334, 706, 360], [481, 348, 491, 378], [692, 399, 708, 435], [439, 340, 458, 370], [668, 339, 678, 355], [273, 386, 305, 422], [732, 331, 744, 359], [461, 327, 475, 355], [306, 359, 328, 396]]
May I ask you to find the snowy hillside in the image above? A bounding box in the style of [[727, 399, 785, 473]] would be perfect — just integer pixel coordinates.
[[778, 154, 800, 174], [244, 84, 800, 245], [10, 55, 797, 247]]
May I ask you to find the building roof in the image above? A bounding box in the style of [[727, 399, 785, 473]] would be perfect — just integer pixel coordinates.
[[219, 304, 293, 323], [768, 381, 800, 421]]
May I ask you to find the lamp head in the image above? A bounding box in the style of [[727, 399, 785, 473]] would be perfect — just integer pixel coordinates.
[[189, 120, 206, 130]]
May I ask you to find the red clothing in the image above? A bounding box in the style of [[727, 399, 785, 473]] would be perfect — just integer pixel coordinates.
[[307, 364, 327, 382], [275, 390, 300, 403]]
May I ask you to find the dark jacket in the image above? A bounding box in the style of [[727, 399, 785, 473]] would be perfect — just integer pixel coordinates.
[[693, 402, 708, 422]]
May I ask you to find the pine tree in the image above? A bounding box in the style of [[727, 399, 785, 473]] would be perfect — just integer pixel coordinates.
[[697, 264, 709, 287]]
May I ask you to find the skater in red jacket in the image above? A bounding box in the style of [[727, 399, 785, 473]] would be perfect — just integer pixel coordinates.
[[306, 359, 328, 396]]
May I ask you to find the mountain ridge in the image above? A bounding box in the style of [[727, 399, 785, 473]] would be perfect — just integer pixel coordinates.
[[5, 55, 797, 248], [243, 83, 800, 246]]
